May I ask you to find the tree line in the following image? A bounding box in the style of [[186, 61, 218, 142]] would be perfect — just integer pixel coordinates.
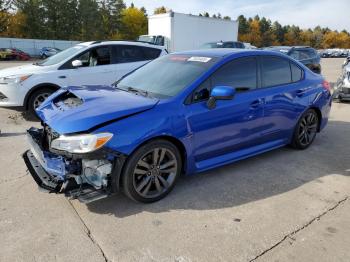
[[0, 0, 147, 41], [0, 1, 349, 49], [238, 15, 350, 49]]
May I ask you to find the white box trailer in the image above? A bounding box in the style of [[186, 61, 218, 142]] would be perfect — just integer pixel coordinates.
[[139, 12, 239, 53]]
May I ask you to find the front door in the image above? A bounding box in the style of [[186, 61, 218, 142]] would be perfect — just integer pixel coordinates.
[[186, 57, 265, 169]]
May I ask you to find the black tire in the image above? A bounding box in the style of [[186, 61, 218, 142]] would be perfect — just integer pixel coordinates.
[[27, 88, 55, 119], [122, 139, 182, 203], [291, 109, 319, 150]]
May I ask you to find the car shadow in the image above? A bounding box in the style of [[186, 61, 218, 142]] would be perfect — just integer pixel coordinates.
[[86, 120, 350, 218]]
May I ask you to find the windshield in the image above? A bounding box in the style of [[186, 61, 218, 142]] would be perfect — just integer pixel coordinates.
[[115, 54, 218, 98], [37, 45, 85, 66]]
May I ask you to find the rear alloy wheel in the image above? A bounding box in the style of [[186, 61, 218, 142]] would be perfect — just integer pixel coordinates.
[[122, 140, 182, 203], [28, 88, 54, 119], [292, 109, 319, 149]]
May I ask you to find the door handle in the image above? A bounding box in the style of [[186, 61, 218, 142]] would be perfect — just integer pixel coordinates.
[[250, 99, 264, 108], [58, 75, 66, 79]]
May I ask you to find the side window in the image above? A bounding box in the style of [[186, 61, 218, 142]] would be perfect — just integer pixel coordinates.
[[291, 62, 303, 82], [261, 56, 291, 87], [211, 57, 258, 92], [142, 47, 162, 60], [74, 46, 111, 67], [116, 45, 146, 63]]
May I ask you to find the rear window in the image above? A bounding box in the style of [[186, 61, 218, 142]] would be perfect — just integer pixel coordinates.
[[261, 56, 291, 87]]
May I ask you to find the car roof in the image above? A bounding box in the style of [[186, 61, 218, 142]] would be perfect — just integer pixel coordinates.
[[172, 49, 287, 58], [77, 41, 166, 50]]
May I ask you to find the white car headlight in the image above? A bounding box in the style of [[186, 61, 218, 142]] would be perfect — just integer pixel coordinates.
[[0, 74, 32, 84], [51, 133, 113, 153]]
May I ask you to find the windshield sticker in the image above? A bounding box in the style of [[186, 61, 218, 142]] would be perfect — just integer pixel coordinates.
[[188, 57, 212, 63]]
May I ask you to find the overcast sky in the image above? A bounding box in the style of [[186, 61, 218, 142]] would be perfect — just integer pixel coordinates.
[[124, 0, 350, 31]]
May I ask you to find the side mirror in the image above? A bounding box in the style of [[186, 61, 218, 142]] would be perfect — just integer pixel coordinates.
[[207, 86, 236, 109], [72, 59, 83, 68]]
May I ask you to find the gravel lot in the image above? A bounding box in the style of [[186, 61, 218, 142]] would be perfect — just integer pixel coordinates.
[[0, 58, 349, 262]]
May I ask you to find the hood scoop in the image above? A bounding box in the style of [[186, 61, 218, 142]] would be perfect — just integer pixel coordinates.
[[54, 91, 83, 110]]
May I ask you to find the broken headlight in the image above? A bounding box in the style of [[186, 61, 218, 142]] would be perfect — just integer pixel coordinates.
[[51, 133, 113, 153]]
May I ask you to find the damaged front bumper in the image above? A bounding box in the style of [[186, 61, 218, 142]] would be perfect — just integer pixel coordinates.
[[22, 127, 126, 203]]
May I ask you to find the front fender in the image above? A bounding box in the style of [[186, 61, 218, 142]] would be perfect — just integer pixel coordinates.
[[96, 102, 190, 155]]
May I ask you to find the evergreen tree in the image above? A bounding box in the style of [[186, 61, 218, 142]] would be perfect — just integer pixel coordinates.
[[41, 0, 80, 40], [14, 0, 46, 38], [238, 15, 249, 34], [272, 21, 285, 44], [78, 0, 103, 40], [98, 0, 125, 39]]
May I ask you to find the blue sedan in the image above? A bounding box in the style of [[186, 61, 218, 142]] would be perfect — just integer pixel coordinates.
[[23, 49, 332, 203]]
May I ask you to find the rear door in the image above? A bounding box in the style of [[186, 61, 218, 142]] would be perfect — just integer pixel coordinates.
[[113, 45, 163, 81], [259, 55, 307, 143]]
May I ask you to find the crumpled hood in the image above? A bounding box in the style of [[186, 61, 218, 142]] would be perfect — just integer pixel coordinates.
[[37, 85, 159, 134], [0, 63, 54, 77]]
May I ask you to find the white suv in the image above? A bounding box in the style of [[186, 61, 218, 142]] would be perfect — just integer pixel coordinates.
[[0, 41, 167, 115]]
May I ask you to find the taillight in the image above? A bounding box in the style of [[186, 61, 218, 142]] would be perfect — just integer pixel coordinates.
[[322, 80, 331, 91]]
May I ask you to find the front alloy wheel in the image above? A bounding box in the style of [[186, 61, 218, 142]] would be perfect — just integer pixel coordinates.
[[123, 140, 182, 203]]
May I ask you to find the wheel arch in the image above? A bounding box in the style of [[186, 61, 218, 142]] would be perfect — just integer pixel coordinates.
[[130, 135, 187, 172], [24, 83, 61, 110], [116, 135, 188, 190]]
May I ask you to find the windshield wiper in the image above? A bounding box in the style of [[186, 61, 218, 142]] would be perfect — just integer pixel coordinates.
[[127, 87, 149, 97]]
